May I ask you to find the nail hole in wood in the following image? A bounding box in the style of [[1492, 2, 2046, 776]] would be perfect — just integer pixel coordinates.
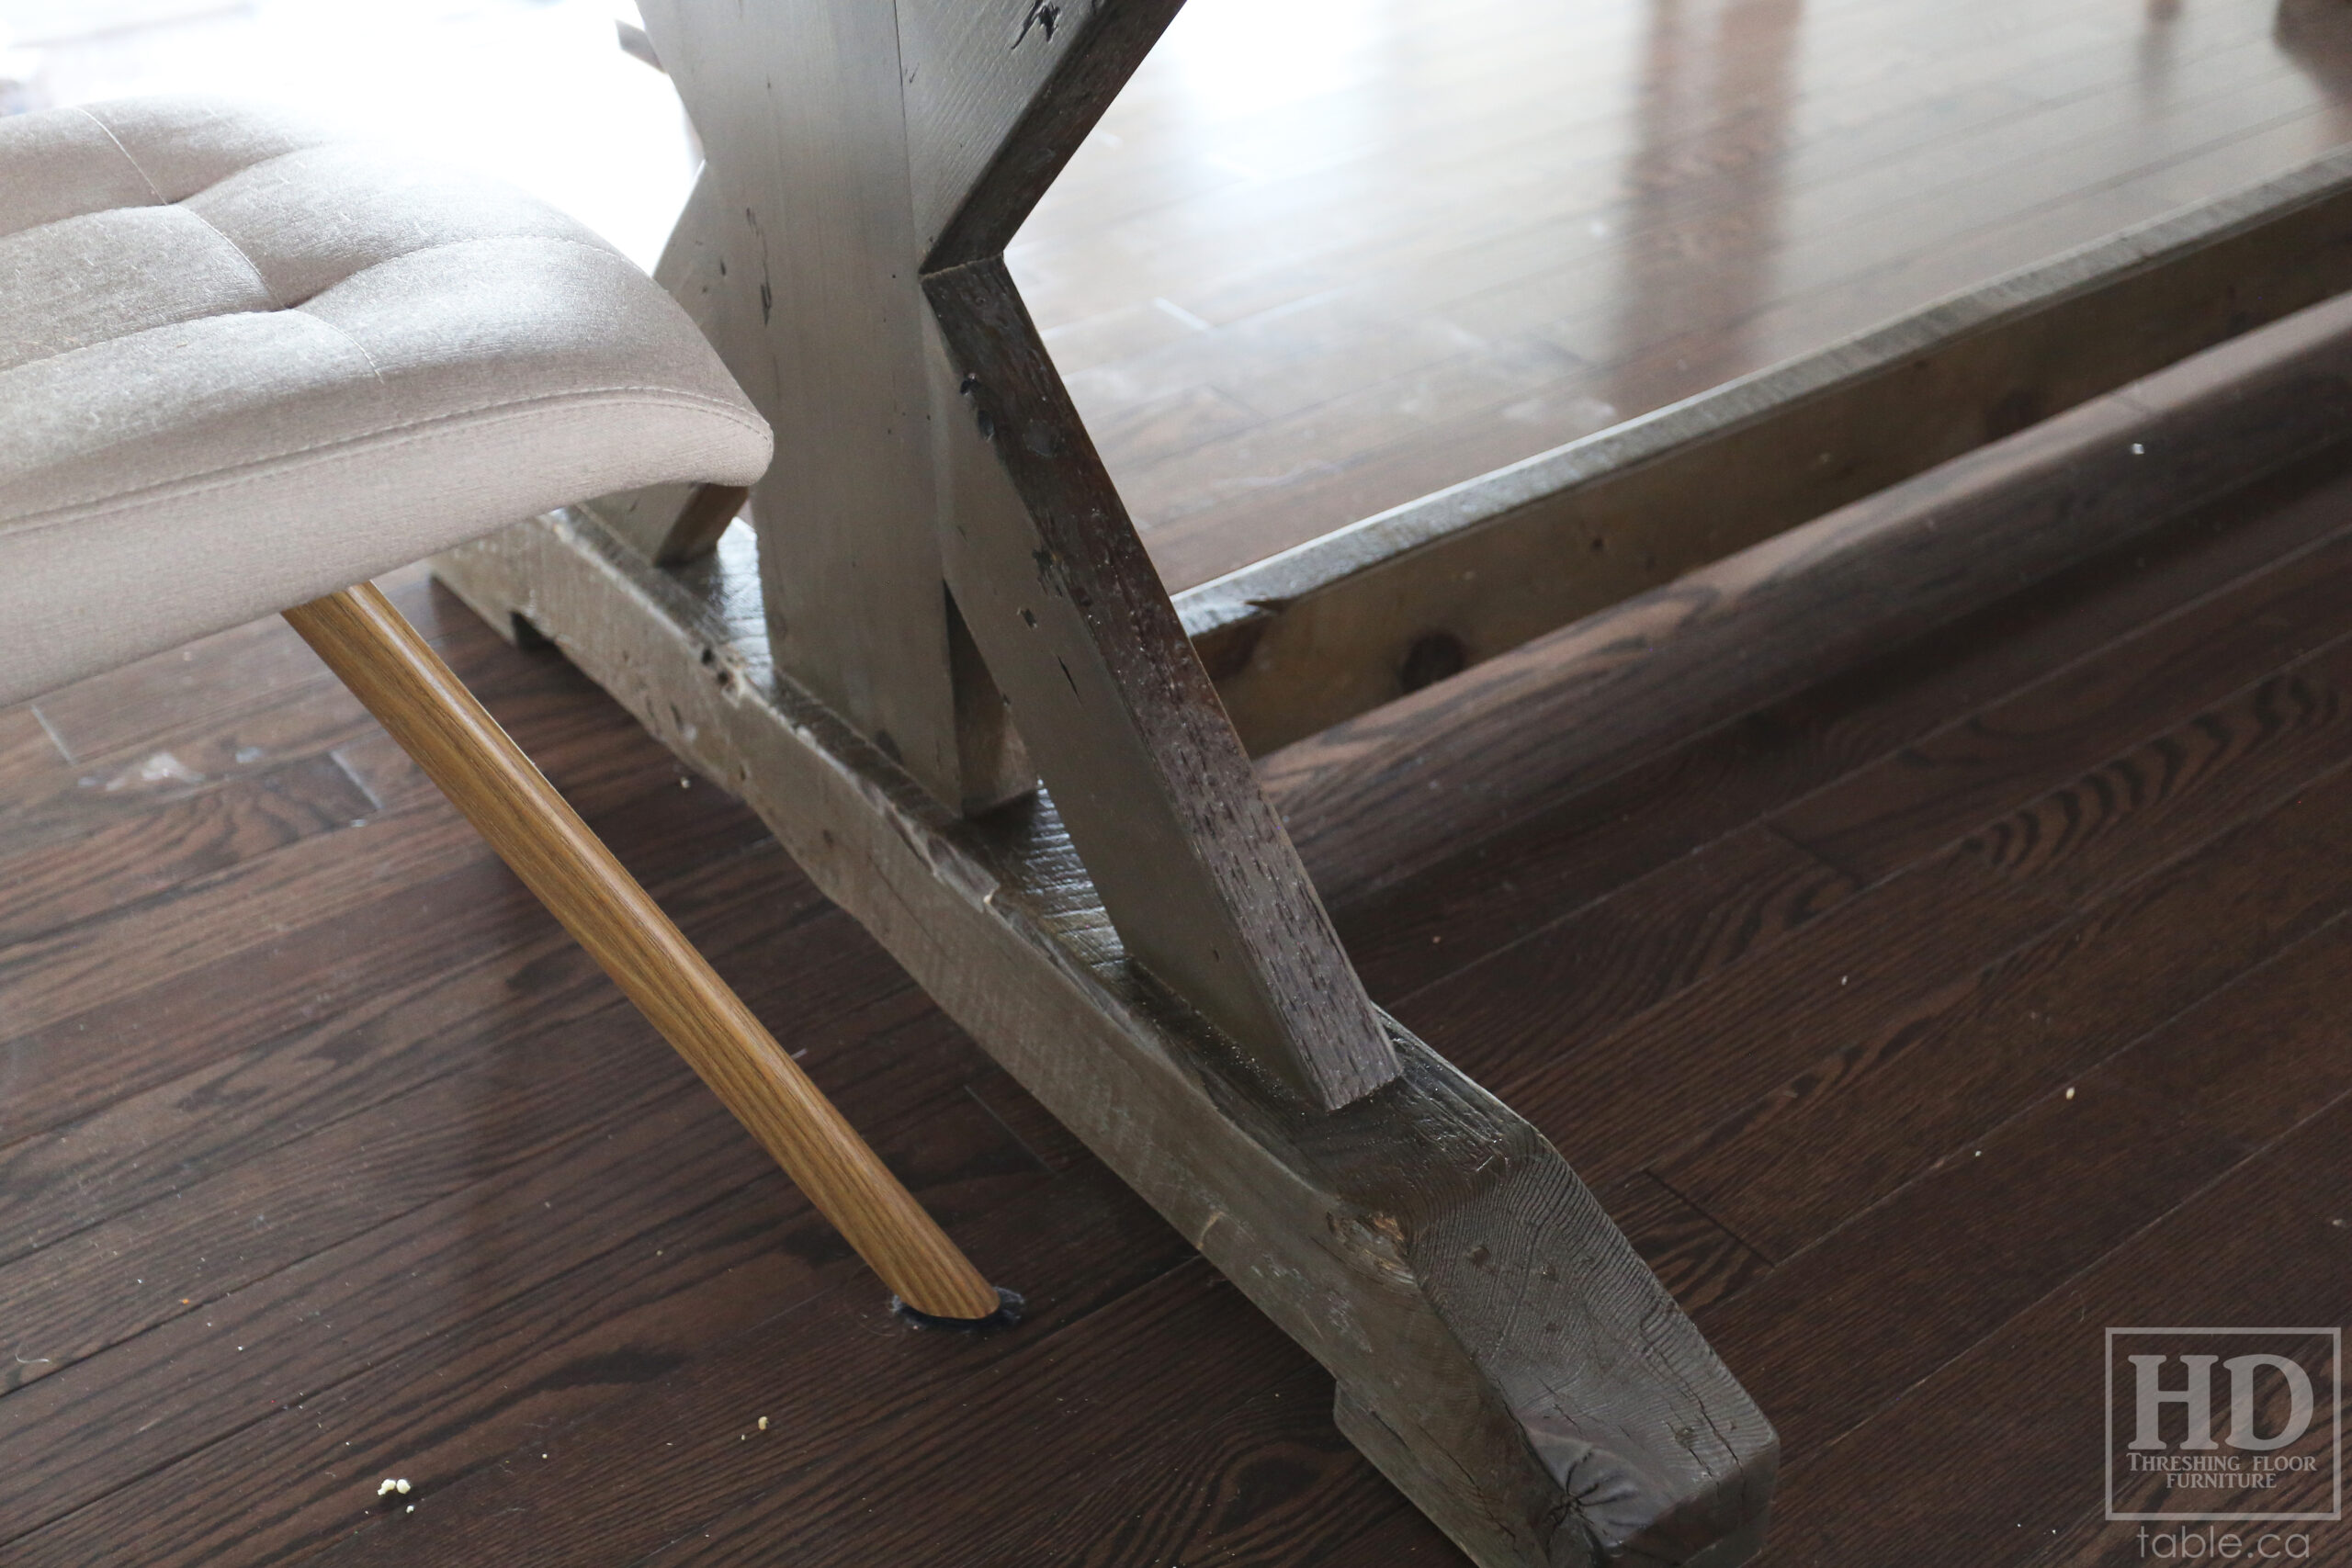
[[1398, 631, 1466, 694]]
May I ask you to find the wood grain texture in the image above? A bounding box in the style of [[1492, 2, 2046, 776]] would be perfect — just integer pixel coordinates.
[[1493, 848, 2074, 1191], [637, 0, 973, 812], [1316, 439, 2352, 977], [0, 1084, 1005, 1540], [284, 583, 1000, 1321], [1775, 536, 2352, 884], [1748, 984, 2352, 1565], [1663, 763, 2352, 1263], [1593, 1174, 1771, 1320], [7, 1109, 1105, 1568], [11, 386, 2352, 1565], [1164, 135, 2352, 754], [432, 506, 1776, 1568], [0, 839, 815, 1271], [0, 752, 372, 947], [1701, 907, 2352, 1472], [925, 256, 1397, 1111], [998, 0, 2352, 608], [1962, 650, 2352, 905], [1257, 288, 2352, 906], [1382, 825, 1856, 1090]]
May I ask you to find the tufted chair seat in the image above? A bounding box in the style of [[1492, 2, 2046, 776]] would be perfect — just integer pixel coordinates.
[[0, 96, 1008, 1326], [0, 94, 770, 704]]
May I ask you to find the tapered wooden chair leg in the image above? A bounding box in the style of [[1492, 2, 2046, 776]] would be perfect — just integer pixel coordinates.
[[284, 582, 1005, 1324]]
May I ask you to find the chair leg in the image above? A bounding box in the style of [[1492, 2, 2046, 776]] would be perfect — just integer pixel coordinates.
[[284, 581, 1005, 1323]]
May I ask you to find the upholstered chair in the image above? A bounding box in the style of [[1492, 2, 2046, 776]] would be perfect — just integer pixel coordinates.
[[0, 96, 1002, 1323]]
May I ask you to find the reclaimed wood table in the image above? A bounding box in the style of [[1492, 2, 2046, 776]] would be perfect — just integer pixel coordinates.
[[432, 4, 2352, 1561]]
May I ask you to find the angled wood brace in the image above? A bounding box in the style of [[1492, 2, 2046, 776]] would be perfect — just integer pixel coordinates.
[[451, 1, 1781, 1562]]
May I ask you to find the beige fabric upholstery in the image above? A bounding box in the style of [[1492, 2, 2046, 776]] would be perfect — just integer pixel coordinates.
[[0, 96, 772, 705]]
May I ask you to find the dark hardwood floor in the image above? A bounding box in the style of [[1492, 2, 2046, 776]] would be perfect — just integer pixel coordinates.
[[6, 446, 2352, 1564], [1014, 0, 2352, 589], [12, 1, 2352, 1561]]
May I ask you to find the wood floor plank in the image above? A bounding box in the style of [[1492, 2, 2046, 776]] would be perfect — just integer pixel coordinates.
[[1663, 762, 2352, 1260], [0, 1080, 1036, 1546], [1746, 1039, 2352, 1564], [1383, 824, 1856, 1088], [0, 580, 571, 872], [0, 765, 775, 1151], [0, 796, 487, 1052], [962, 1071, 1095, 1178], [0, 676, 377, 864], [1772, 535, 2352, 884], [1597, 1172, 1773, 1317], [0, 1021, 694, 1397], [0, 841, 834, 1269], [18, 5, 2352, 1559], [0, 753, 376, 947], [923, 1171, 1767, 1568], [1695, 908, 2352, 1472], [300, 1235, 1227, 1568], [1095, 47, 2344, 580], [5, 1112, 1136, 1568], [630, 1263, 1314, 1568], [1322, 708, 1835, 978], [1491, 847, 2071, 1188], [0, 845, 995, 1400], [1968, 648, 2352, 905], [956, 1363, 1390, 1568], [1716, 455, 2352, 806]]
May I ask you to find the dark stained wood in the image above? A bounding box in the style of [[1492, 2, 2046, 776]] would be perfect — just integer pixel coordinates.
[[1169, 141, 2352, 755], [925, 256, 1397, 1111], [1317, 441, 2352, 954], [1748, 1031, 2352, 1565], [1259, 291, 2352, 906], [1661, 762, 2352, 1262], [0, 850, 915, 1272], [434, 503, 1777, 1568], [1774, 538, 2352, 884], [16, 15, 2352, 1554], [963, 1362, 1396, 1568], [7, 1149, 1157, 1568], [0, 791, 487, 1052], [0, 1083, 1032, 1543], [0, 795, 764, 1156], [556, 1264, 1312, 1568], [9, 441, 2352, 1562], [0, 752, 373, 946], [1594, 1173, 1773, 1319], [1697, 908, 2352, 1470], [1380, 824, 1855, 1088], [1489, 847, 2073, 1190], [1966, 652, 2352, 905], [1009, 0, 2352, 602], [0, 649, 778, 1152]]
